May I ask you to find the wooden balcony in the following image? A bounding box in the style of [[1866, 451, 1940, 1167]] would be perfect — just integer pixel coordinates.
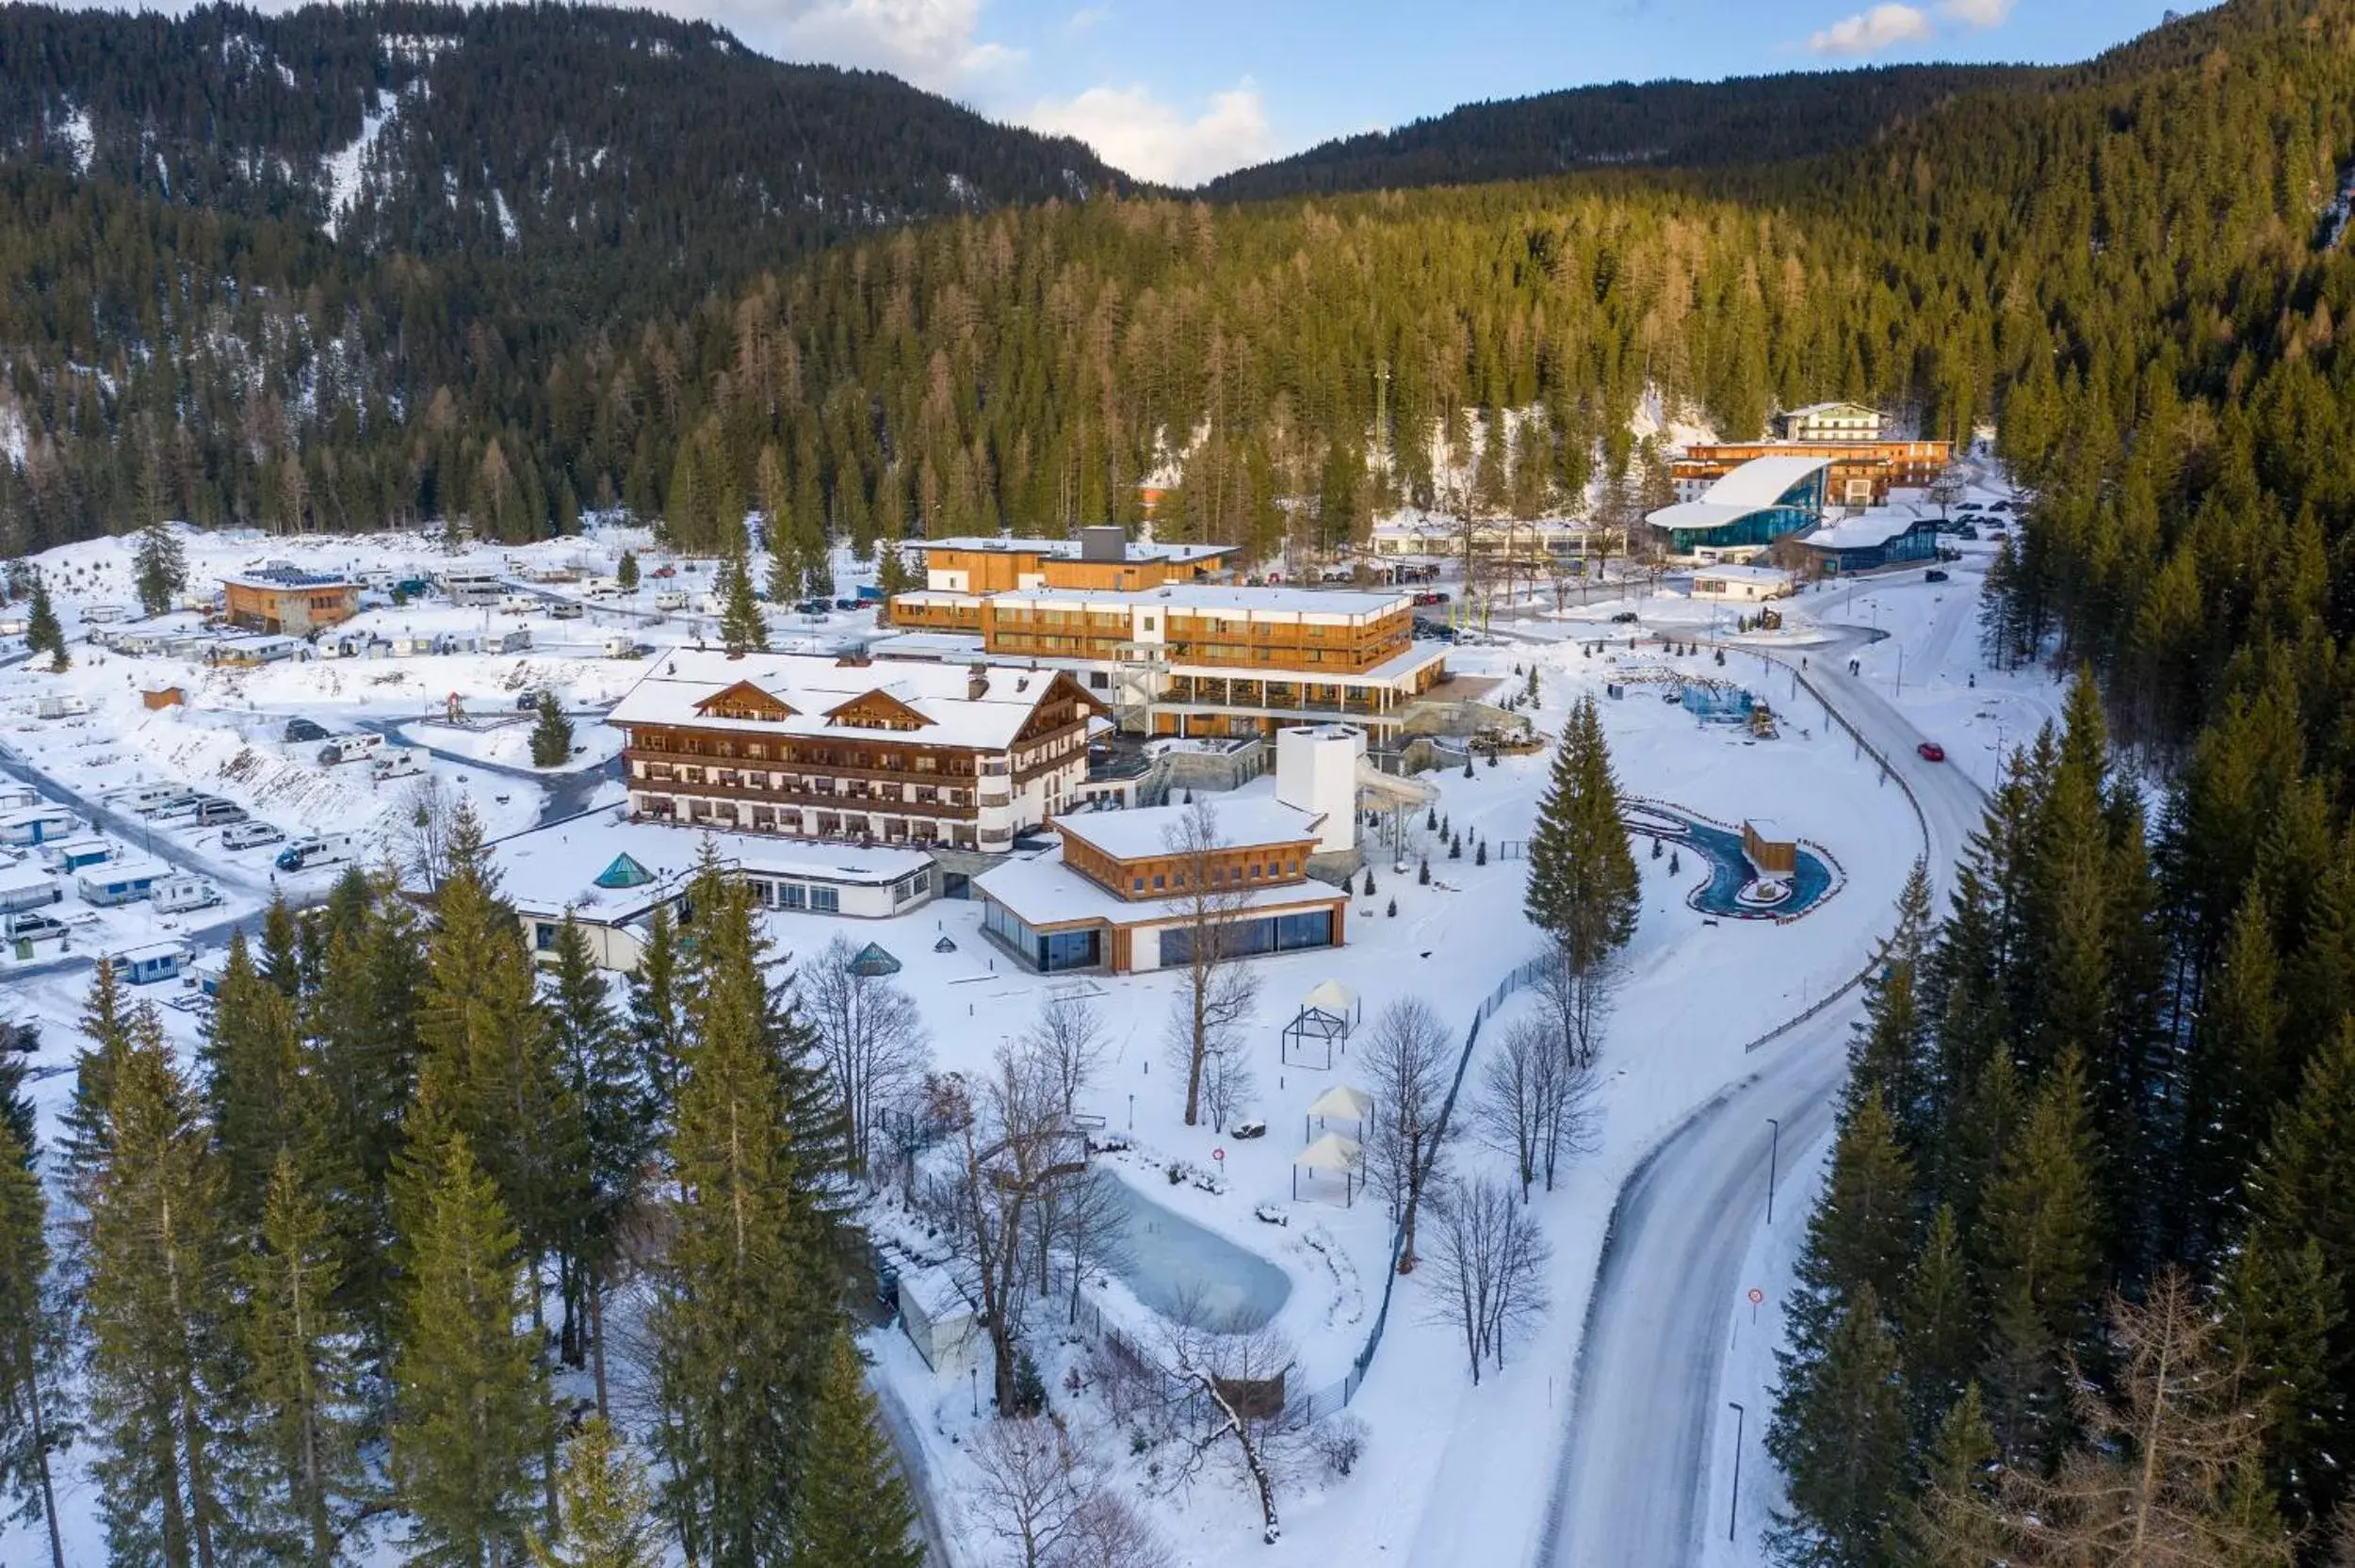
[[630, 774, 979, 820]]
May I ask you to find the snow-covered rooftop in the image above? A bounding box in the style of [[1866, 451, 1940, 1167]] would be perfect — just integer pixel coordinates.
[[488, 815, 934, 920], [1648, 455, 1832, 537], [913, 536, 1236, 563], [1053, 798, 1324, 862], [1802, 508, 1938, 550], [974, 844, 1346, 929], [609, 649, 1085, 751]]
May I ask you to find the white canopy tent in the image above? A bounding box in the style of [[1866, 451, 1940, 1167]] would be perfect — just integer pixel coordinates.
[[1291, 1130, 1364, 1204], [1304, 1084, 1373, 1144], [1283, 978, 1362, 1069]]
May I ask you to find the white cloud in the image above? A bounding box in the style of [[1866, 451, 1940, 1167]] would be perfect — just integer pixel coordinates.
[[1805, 3, 1934, 55], [644, 0, 1023, 91], [1065, 5, 1110, 32], [1024, 78, 1274, 186], [1938, 0, 2016, 25]]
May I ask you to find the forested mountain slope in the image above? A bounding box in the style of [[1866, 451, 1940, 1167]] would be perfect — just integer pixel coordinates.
[[1205, 64, 2043, 199]]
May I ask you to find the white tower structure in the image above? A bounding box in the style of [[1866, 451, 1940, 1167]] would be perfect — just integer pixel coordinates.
[[1275, 724, 1366, 854]]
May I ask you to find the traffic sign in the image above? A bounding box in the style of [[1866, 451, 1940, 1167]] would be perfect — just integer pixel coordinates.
[[1212, 1147, 1226, 1163], [1746, 1287, 1764, 1306]]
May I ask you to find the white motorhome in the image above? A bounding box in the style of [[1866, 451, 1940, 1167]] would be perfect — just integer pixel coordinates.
[[275, 832, 357, 871], [108, 784, 187, 816], [152, 874, 223, 913], [371, 750, 424, 780], [317, 733, 387, 766]]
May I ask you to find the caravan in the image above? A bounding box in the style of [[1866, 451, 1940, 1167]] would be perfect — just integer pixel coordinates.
[[275, 833, 356, 872], [152, 875, 223, 914], [317, 733, 386, 767], [370, 750, 424, 781]]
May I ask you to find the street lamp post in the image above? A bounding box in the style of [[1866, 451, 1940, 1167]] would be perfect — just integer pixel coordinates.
[[1728, 1401, 1746, 1543], [1766, 1117, 1781, 1225]]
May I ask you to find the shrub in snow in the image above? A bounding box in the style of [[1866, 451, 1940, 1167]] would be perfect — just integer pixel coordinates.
[[1315, 1415, 1369, 1479]]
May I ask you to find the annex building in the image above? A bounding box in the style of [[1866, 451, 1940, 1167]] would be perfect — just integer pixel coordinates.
[[1671, 439, 1954, 509], [908, 528, 1237, 599], [1645, 456, 1831, 561], [885, 583, 1449, 739], [221, 568, 360, 635], [974, 797, 1347, 974], [610, 650, 1099, 853]]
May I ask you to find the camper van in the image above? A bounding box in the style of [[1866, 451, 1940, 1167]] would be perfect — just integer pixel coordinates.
[[317, 733, 386, 767], [219, 820, 284, 851], [108, 784, 187, 816], [371, 750, 423, 781], [653, 590, 690, 612], [499, 593, 540, 615], [82, 603, 127, 624], [152, 875, 223, 914], [191, 798, 249, 827], [604, 634, 641, 658], [275, 833, 356, 872], [583, 577, 624, 600]]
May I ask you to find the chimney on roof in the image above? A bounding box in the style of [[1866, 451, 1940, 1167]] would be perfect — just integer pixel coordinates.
[[968, 662, 989, 701], [1079, 525, 1126, 564]]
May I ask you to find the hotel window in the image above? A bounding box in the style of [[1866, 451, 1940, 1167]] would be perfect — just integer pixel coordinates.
[[810, 886, 841, 913], [774, 882, 807, 911]]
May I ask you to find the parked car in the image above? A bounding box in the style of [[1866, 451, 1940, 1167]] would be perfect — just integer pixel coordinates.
[[1917, 741, 1947, 763], [1956, 524, 1980, 541], [516, 689, 548, 711], [370, 750, 423, 781], [146, 794, 204, 821], [1925, 568, 1951, 583], [1986, 501, 2012, 512], [1956, 501, 1984, 511], [283, 718, 329, 744], [191, 798, 248, 827], [836, 598, 863, 611], [1411, 590, 1452, 606], [220, 821, 285, 850], [1611, 610, 1640, 623], [650, 564, 677, 578], [4, 910, 68, 944]]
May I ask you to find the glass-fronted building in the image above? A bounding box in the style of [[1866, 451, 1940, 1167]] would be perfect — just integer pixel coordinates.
[[1644, 456, 1831, 559]]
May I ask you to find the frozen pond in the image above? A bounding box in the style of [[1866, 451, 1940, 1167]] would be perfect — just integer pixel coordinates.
[[1095, 1171, 1292, 1332]]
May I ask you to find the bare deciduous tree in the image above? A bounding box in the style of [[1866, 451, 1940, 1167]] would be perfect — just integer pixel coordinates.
[[398, 773, 460, 893], [925, 1039, 1077, 1412], [1160, 800, 1261, 1127], [1025, 1160, 1129, 1326], [1199, 1030, 1257, 1135], [1057, 1490, 1176, 1568], [1477, 1015, 1602, 1200], [1360, 996, 1456, 1272], [1023, 993, 1108, 1118], [1533, 932, 1619, 1069], [969, 1415, 1094, 1568], [1422, 1177, 1551, 1384], [800, 932, 932, 1173], [1154, 1317, 1299, 1544]]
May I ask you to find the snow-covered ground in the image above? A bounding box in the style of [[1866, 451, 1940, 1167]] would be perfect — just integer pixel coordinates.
[[0, 486, 2054, 1568]]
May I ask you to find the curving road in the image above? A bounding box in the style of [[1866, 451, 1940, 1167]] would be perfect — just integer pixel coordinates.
[[1536, 621, 1990, 1568]]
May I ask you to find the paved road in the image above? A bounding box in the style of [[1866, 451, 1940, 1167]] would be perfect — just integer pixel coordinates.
[[1535, 623, 1989, 1568]]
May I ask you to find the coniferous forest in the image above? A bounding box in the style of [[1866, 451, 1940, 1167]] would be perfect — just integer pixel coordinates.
[[0, 810, 897, 1567]]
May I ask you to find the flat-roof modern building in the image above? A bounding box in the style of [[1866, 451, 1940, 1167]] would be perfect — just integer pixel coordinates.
[[908, 528, 1237, 599], [1671, 439, 1953, 509], [1797, 509, 1946, 574], [975, 797, 1347, 974], [610, 649, 1099, 853], [221, 568, 360, 635], [886, 583, 1448, 739], [1646, 456, 1831, 561], [487, 816, 938, 970]]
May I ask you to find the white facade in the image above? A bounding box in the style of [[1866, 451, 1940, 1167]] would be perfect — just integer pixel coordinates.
[[1691, 566, 1795, 602], [1275, 725, 1366, 854]]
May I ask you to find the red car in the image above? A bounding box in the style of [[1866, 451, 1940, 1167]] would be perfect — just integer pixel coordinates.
[[1917, 741, 1946, 762]]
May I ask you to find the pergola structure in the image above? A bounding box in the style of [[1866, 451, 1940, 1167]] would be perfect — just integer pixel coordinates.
[[1281, 978, 1361, 1068], [1291, 1131, 1363, 1204], [1303, 1084, 1373, 1144]]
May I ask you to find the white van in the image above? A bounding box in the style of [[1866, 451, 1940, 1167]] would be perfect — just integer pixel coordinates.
[[499, 593, 540, 615], [583, 578, 625, 600], [371, 750, 424, 781], [275, 832, 356, 872], [109, 784, 187, 816], [219, 820, 284, 850], [653, 590, 690, 611], [4, 909, 68, 944], [191, 798, 248, 828], [317, 733, 386, 767], [152, 875, 222, 914]]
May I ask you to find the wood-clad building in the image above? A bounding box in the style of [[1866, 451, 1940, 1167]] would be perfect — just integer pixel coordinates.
[[1672, 439, 1954, 509], [911, 529, 1236, 598], [221, 569, 360, 635], [974, 797, 1347, 974], [609, 650, 1099, 853], [886, 583, 1448, 738]]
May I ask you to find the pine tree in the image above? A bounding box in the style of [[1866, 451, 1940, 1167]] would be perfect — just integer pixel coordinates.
[[261, 892, 303, 998], [24, 576, 65, 670], [548, 915, 651, 1408], [626, 904, 688, 1114], [789, 1334, 923, 1568], [81, 1008, 236, 1568], [616, 551, 640, 591], [2217, 1239, 2342, 1531], [1975, 1050, 2103, 1464], [718, 552, 768, 653], [58, 957, 135, 1188], [0, 1122, 69, 1568], [393, 1134, 550, 1568], [1523, 695, 1639, 970], [1898, 1384, 2002, 1566], [2180, 890, 2286, 1257], [200, 928, 314, 1225], [1766, 1285, 1910, 1568], [237, 1150, 370, 1566], [531, 690, 576, 768], [133, 522, 187, 616], [1896, 1204, 1977, 1448], [651, 859, 839, 1566], [528, 1417, 661, 1568], [1784, 1088, 1919, 1365], [1851, 860, 1933, 1147]]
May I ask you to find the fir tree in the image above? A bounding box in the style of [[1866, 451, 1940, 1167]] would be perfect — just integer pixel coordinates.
[[1523, 695, 1639, 973], [531, 690, 575, 768], [625, 904, 689, 1114], [58, 957, 135, 1188], [1784, 1089, 1919, 1366], [1897, 1384, 2002, 1566], [2217, 1239, 2341, 1531], [1851, 860, 1933, 1147], [790, 1334, 922, 1568], [1896, 1204, 1977, 1449], [1766, 1285, 1909, 1568], [81, 1008, 236, 1568], [651, 858, 840, 1566], [393, 1134, 550, 1568], [24, 577, 65, 670], [615, 551, 640, 591], [133, 522, 187, 617], [528, 1417, 661, 1568], [548, 915, 652, 1408], [200, 928, 314, 1225], [2180, 890, 2286, 1257], [237, 1150, 370, 1566], [261, 892, 302, 998], [718, 553, 768, 654], [0, 1122, 69, 1568]]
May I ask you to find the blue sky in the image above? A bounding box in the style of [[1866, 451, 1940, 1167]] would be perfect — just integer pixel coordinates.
[[664, 0, 2185, 184]]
